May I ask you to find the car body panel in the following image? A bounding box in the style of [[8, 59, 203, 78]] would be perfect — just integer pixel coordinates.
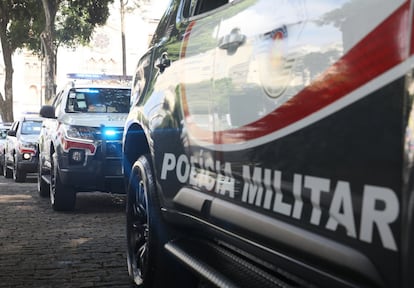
[[4, 117, 42, 176], [39, 79, 131, 193], [124, 0, 414, 287], [0, 123, 12, 170]]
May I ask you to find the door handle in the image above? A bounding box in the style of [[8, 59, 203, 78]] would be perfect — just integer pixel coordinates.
[[218, 28, 246, 55], [155, 53, 171, 73]]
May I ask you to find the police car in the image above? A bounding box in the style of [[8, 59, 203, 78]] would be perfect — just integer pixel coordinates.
[[38, 74, 131, 211], [123, 0, 414, 287], [0, 122, 12, 175], [2, 116, 40, 182]]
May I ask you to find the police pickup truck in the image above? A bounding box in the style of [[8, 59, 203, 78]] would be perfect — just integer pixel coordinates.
[[122, 0, 414, 287], [39, 74, 131, 211]]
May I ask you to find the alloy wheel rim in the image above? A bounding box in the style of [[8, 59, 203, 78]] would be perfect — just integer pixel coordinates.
[[50, 161, 56, 204], [13, 156, 17, 180], [37, 161, 42, 191], [3, 158, 6, 176], [129, 178, 149, 284]]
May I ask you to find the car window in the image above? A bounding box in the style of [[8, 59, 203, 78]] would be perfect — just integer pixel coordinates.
[[11, 121, 19, 133], [0, 128, 7, 139], [193, 0, 228, 16], [65, 88, 130, 113], [55, 90, 65, 115], [21, 121, 42, 135]]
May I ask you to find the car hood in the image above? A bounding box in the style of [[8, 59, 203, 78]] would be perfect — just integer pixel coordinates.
[[20, 134, 40, 143], [60, 113, 128, 128]]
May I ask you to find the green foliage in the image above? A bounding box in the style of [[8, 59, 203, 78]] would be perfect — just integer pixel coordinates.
[[0, 0, 44, 52], [55, 0, 114, 48], [0, 0, 114, 53]]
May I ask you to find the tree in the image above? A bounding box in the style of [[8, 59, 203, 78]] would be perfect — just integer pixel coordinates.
[[0, 1, 44, 122], [41, 0, 114, 101]]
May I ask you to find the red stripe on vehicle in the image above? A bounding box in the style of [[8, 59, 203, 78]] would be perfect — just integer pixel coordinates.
[[180, 20, 197, 135], [411, 0, 414, 56], [184, 2, 410, 145], [180, 21, 196, 59]]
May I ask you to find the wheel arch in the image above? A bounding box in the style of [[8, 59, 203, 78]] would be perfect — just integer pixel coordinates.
[[123, 123, 150, 181]]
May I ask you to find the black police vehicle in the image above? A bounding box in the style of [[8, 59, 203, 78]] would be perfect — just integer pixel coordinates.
[[122, 0, 414, 287]]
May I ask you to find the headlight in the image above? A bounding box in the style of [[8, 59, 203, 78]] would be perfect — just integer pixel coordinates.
[[101, 127, 123, 140], [19, 141, 37, 153], [60, 125, 97, 154], [63, 125, 98, 141]]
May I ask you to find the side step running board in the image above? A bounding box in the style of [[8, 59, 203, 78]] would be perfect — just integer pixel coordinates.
[[165, 239, 298, 288]]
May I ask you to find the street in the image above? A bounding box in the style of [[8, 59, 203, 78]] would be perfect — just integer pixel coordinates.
[[0, 175, 131, 288]]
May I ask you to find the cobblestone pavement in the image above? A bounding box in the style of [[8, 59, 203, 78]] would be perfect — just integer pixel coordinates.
[[0, 175, 132, 288]]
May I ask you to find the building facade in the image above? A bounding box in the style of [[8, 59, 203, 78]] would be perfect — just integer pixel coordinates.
[[1, 0, 167, 119]]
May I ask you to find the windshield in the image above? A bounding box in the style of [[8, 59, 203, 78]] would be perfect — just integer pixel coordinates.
[[65, 88, 130, 113], [0, 128, 8, 139], [21, 121, 42, 135]]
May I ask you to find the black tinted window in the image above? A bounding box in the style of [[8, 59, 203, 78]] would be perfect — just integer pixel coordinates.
[[194, 0, 228, 15]]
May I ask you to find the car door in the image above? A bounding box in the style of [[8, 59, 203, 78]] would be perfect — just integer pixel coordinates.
[[40, 90, 64, 170], [146, 0, 230, 216], [5, 121, 19, 166], [204, 0, 408, 287]]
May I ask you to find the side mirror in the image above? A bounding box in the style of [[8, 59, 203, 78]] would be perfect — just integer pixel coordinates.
[[7, 130, 16, 137], [40, 105, 56, 119]]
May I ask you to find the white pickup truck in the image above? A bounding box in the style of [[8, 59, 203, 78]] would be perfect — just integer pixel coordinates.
[[38, 74, 131, 211]]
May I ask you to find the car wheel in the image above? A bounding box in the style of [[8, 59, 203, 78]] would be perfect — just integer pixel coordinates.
[[126, 154, 195, 287], [50, 153, 76, 211], [13, 154, 26, 182], [3, 155, 12, 178], [37, 154, 49, 197], [0, 155, 3, 175]]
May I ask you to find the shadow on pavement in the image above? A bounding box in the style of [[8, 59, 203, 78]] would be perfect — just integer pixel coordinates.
[[74, 192, 126, 214]]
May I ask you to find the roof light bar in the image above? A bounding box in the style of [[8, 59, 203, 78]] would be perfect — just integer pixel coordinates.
[[66, 73, 132, 81]]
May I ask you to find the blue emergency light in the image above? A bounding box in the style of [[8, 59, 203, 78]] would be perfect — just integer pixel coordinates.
[[104, 129, 117, 137]]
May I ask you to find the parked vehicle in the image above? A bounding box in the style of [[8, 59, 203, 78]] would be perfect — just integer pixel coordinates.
[[122, 0, 414, 287], [0, 122, 12, 175], [38, 74, 131, 211], [3, 116, 42, 182]]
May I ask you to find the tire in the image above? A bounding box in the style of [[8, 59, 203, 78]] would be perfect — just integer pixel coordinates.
[[13, 154, 26, 183], [37, 154, 49, 198], [126, 154, 195, 287], [3, 155, 12, 178], [50, 153, 76, 211]]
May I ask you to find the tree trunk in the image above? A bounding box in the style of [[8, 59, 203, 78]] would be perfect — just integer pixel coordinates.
[[1, 50, 14, 122], [40, 31, 56, 103], [0, 10, 14, 122], [121, 0, 127, 76], [41, 0, 59, 102]]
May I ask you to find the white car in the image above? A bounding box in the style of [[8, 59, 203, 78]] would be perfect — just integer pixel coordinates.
[[38, 74, 131, 211], [0, 122, 12, 175], [3, 116, 41, 182]]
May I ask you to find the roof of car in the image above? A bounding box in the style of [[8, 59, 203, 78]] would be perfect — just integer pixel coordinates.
[[63, 73, 132, 90], [19, 113, 42, 122]]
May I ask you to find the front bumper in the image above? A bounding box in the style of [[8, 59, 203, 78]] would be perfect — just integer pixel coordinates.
[[57, 141, 125, 193], [16, 153, 38, 173]]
